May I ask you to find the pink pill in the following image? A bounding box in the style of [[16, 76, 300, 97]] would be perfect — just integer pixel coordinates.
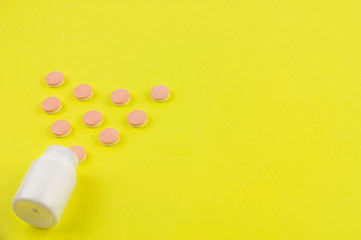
[[46, 71, 65, 87], [111, 89, 130, 106], [127, 110, 147, 127], [51, 120, 71, 137], [74, 84, 93, 101], [99, 128, 119, 146], [150, 85, 170, 102], [69, 145, 86, 162], [42, 97, 61, 114], [83, 110, 103, 128]]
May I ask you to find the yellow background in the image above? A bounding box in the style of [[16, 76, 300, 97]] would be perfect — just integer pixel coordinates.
[[0, 0, 361, 239]]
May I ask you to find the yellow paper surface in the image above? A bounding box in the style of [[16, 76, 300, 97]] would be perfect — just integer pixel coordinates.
[[0, 1, 361, 239]]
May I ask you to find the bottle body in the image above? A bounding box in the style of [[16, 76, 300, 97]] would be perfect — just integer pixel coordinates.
[[12, 145, 78, 228]]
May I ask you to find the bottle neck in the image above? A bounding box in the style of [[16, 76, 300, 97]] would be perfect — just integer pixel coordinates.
[[44, 145, 79, 170]]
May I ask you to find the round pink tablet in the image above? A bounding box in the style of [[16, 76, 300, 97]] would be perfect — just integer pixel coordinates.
[[127, 110, 147, 127], [42, 97, 61, 114], [69, 146, 86, 162], [83, 110, 103, 128], [51, 120, 71, 137], [111, 89, 130, 106], [99, 128, 119, 146], [74, 84, 93, 101], [46, 71, 65, 87], [150, 85, 170, 102]]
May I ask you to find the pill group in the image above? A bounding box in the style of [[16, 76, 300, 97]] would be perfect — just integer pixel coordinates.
[[42, 71, 171, 158]]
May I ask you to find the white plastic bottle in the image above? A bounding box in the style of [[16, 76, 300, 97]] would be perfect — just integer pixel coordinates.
[[12, 145, 79, 228]]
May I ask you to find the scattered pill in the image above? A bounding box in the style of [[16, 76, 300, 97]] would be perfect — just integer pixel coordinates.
[[99, 128, 119, 146], [69, 146, 86, 162], [74, 84, 93, 101], [46, 71, 65, 87], [42, 97, 61, 114], [111, 89, 130, 106], [150, 85, 170, 102], [51, 120, 71, 137], [83, 110, 103, 128], [127, 110, 147, 127]]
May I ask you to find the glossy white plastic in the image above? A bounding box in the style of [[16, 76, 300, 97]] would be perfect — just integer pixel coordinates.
[[12, 145, 78, 228]]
